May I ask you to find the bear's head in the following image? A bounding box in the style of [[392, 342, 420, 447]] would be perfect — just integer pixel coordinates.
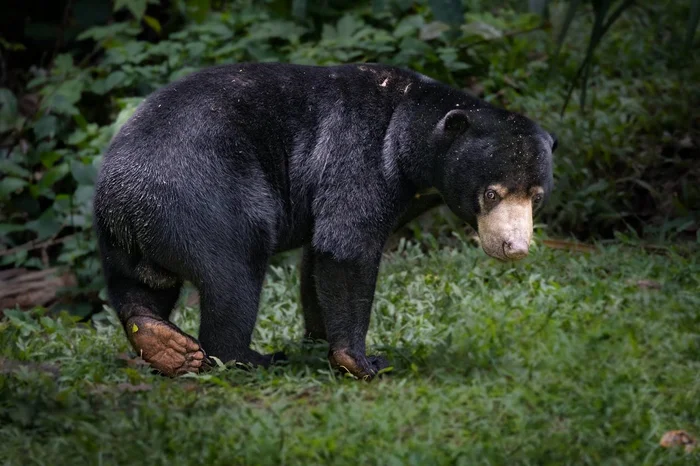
[[432, 107, 556, 261]]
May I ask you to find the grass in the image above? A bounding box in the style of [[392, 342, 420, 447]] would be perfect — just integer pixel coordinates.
[[1, 238, 699, 465]]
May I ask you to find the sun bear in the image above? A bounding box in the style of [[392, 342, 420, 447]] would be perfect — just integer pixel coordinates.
[[93, 63, 556, 379]]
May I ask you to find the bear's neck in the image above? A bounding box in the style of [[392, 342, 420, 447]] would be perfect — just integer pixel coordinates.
[[388, 83, 474, 192]]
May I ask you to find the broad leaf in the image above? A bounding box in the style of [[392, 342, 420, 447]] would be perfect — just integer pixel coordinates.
[[428, 0, 463, 26], [25, 210, 62, 241], [33, 115, 59, 140], [114, 0, 148, 20], [0, 88, 18, 133], [70, 161, 98, 185], [143, 15, 161, 34], [0, 177, 27, 198]]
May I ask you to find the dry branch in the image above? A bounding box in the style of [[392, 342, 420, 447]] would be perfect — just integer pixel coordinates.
[[0, 267, 77, 309]]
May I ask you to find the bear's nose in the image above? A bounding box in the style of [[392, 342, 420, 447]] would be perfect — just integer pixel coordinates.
[[503, 239, 529, 260]]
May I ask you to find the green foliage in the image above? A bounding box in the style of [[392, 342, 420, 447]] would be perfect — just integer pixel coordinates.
[[113, 0, 160, 21], [0, 0, 698, 303], [555, 0, 638, 111], [688, 0, 700, 50], [1, 243, 699, 463]]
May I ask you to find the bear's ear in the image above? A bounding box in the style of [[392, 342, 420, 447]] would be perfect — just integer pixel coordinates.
[[437, 109, 470, 136], [549, 132, 558, 153]]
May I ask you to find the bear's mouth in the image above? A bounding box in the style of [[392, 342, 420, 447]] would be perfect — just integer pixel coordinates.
[[480, 241, 530, 262], [478, 240, 530, 261]]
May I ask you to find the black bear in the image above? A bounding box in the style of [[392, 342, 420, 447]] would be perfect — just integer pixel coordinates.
[[94, 63, 556, 379]]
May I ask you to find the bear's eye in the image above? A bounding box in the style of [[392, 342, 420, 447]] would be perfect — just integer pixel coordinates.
[[533, 194, 543, 205], [485, 189, 498, 200]]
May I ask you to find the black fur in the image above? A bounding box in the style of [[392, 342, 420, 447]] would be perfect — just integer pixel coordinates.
[[94, 63, 555, 375]]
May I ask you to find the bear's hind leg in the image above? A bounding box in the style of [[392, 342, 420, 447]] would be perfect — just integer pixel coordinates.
[[106, 270, 208, 377]]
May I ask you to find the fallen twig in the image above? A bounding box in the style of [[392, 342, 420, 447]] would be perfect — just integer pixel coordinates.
[[541, 239, 598, 253], [0, 233, 77, 258], [0, 267, 77, 309]]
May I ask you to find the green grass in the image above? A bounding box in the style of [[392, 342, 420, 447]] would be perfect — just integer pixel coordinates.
[[1, 239, 699, 465]]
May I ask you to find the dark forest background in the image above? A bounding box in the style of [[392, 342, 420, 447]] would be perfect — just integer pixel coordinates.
[[1, 0, 698, 315]]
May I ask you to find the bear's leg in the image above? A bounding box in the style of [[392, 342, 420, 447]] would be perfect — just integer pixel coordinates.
[[313, 251, 389, 380], [106, 272, 208, 377], [195, 250, 286, 369], [300, 246, 327, 341]]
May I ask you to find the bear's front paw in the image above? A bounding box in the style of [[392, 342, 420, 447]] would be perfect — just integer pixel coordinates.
[[367, 355, 389, 373], [329, 348, 389, 381]]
